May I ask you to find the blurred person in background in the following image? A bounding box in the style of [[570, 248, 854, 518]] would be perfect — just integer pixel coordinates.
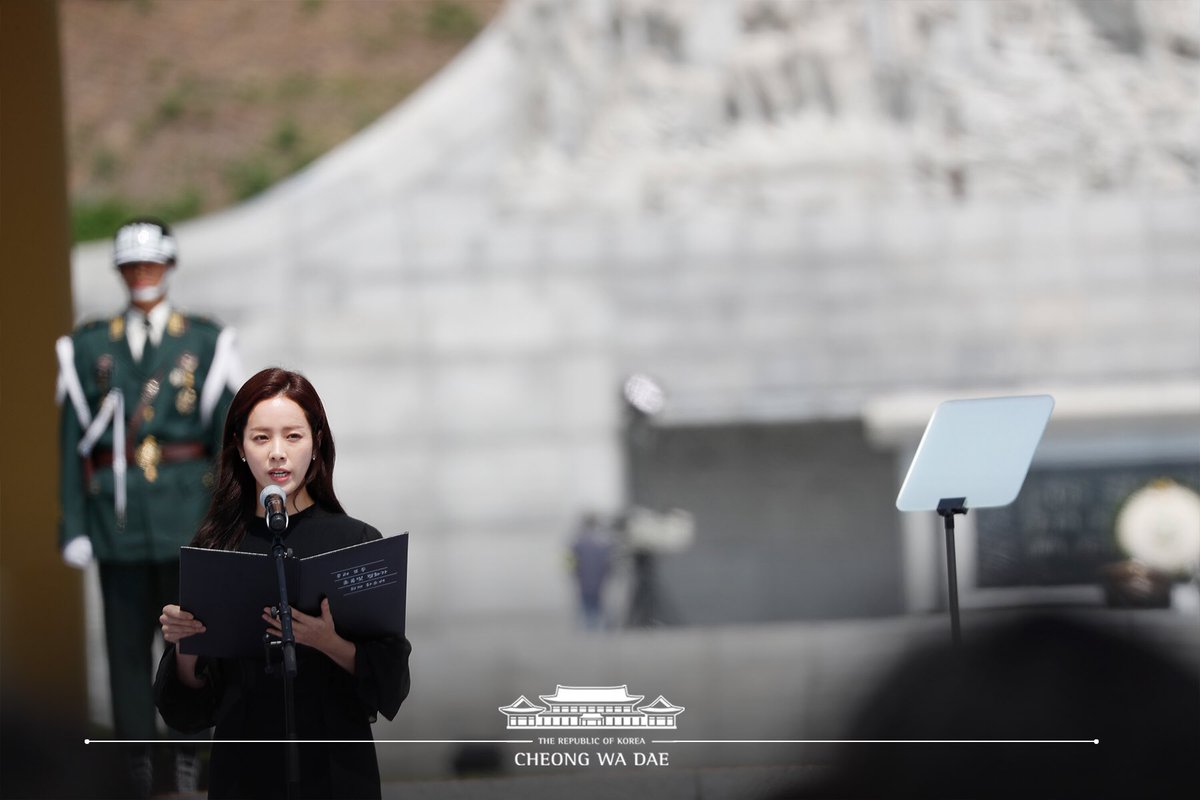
[[55, 217, 243, 796], [568, 511, 615, 630]]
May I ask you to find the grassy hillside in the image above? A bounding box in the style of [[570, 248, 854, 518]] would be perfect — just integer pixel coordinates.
[[59, 0, 503, 242]]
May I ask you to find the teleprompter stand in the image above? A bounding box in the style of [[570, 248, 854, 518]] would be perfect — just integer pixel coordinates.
[[896, 395, 1054, 646], [937, 497, 967, 646], [264, 526, 300, 800]]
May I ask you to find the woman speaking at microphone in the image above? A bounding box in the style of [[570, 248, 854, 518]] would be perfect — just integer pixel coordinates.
[[155, 367, 411, 799]]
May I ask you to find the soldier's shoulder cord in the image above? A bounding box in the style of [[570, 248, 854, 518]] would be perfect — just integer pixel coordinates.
[[176, 311, 225, 334], [67, 316, 123, 355]]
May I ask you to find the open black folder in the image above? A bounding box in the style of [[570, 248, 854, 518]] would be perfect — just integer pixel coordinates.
[[178, 533, 408, 658]]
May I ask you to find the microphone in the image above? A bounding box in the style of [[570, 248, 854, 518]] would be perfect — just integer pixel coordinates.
[[259, 485, 289, 532]]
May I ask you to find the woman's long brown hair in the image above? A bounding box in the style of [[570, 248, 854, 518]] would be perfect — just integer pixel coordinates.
[[192, 367, 344, 550]]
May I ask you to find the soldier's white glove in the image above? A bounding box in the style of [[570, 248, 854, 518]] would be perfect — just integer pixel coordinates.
[[62, 536, 94, 569]]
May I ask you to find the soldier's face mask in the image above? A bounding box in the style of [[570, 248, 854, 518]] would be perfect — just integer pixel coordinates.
[[119, 262, 171, 303]]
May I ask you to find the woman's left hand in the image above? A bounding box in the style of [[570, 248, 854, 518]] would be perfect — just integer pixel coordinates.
[[263, 598, 357, 674]]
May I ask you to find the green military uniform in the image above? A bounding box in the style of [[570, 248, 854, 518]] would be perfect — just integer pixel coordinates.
[[58, 309, 235, 558], [57, 305, 239, 741]]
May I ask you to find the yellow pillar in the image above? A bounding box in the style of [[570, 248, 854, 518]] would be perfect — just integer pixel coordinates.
[[0, 0, 87, 726]]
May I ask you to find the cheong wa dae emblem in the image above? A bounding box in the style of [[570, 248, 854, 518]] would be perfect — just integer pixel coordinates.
[[499, 685, 684, 729]]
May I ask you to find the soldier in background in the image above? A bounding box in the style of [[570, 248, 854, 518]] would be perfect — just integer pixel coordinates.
[[55, 217, 242, 797]]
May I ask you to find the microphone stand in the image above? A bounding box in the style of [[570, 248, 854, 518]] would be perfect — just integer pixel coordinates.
[[263, 512, 300, 800]]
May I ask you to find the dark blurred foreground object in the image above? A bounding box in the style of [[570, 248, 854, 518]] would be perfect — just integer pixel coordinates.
[[452, 743, 503, 777], [779, 614, 1199, 799], [0, 692, 127, 799]]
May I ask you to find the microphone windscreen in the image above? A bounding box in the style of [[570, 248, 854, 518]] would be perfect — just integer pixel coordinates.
[[259, 484, 286, 509]]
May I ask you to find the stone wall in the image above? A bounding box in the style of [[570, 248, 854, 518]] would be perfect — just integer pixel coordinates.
[[69, 0, 1200, 635]]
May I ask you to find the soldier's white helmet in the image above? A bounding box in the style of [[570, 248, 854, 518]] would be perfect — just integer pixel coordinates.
[[113, 217, 177, 267]]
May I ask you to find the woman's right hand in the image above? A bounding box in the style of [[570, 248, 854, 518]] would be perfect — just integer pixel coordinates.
[[160, 604, 205, 644]]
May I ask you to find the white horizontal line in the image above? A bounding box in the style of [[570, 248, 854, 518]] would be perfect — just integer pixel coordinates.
[[652, 743, 1099, 748], [85, 739, 533, 745], [87, 738, 1100, 746]]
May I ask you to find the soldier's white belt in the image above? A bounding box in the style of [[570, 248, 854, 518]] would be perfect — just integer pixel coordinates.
[[78, 388, 127, 522]]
